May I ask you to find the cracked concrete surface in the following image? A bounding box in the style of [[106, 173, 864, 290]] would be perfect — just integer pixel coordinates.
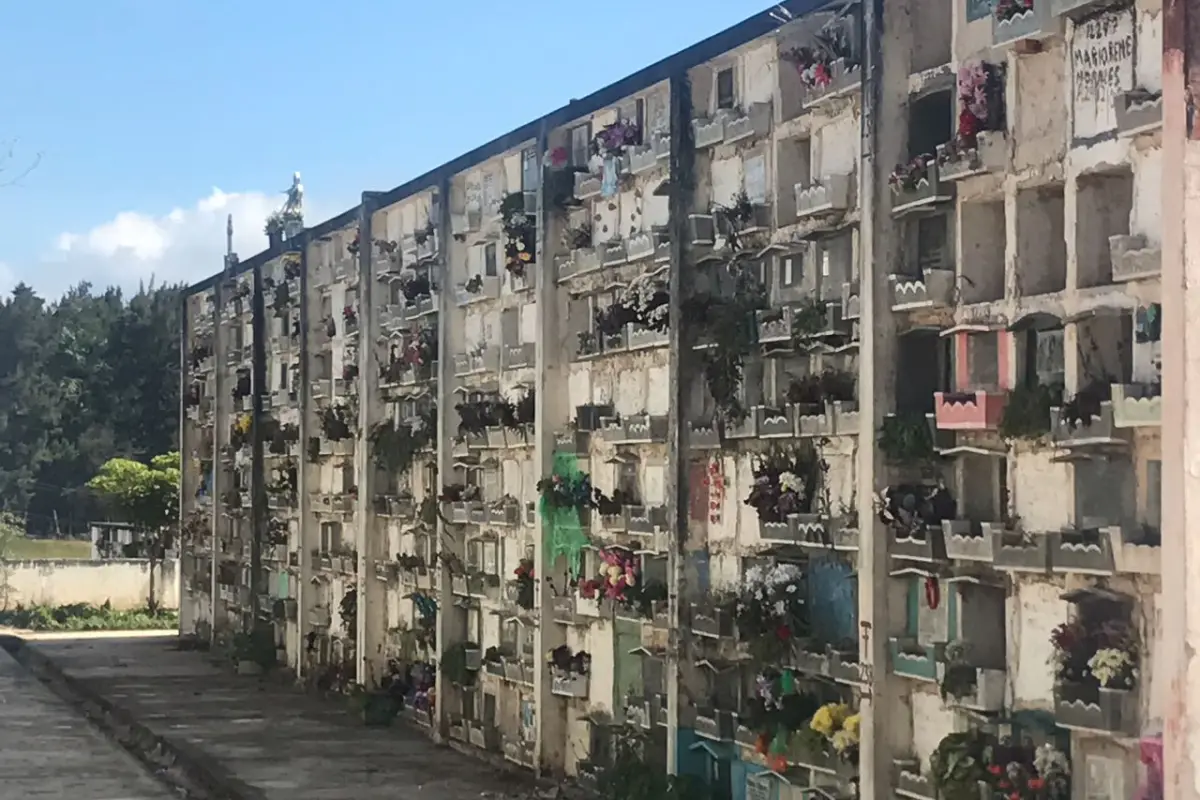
[[27, 635, 541, 800], [0, 644, 171, 799]]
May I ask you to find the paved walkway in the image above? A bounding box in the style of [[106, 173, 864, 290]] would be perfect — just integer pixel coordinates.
[[26, 635, 539, 800], [0, 645, 171, 800]]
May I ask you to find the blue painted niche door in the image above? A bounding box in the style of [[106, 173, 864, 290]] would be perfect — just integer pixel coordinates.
[[807, 554, 857, 646]]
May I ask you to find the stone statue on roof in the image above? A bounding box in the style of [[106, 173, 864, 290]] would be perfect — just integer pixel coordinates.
[[283, 172, 303, 218], [264, 172, 305, 240]]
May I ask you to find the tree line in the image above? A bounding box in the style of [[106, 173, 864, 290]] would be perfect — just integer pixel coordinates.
[[0, 281, 180, 537]]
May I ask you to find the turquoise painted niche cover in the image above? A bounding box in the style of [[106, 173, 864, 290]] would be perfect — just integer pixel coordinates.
[[966, 0, 992, 22]]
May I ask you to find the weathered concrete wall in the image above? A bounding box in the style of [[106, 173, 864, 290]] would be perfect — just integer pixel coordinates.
[[1, 559, 180, 611]]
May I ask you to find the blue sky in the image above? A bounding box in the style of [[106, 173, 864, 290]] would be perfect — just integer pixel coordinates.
[[0, 0, 772, 299]]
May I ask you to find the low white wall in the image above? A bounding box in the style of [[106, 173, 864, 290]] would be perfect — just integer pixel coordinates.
[[0, 559, 180, 610]]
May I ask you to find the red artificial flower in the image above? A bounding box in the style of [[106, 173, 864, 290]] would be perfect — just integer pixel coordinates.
[[776, 624, 792, 641], [1009, 794, 1020, 800], [988, 765, 1003, 776], [998, 780, 1010, 789], [958, 108, 979, 147], [812, 63, 832, 88], [1028, 778, 1045, 790]]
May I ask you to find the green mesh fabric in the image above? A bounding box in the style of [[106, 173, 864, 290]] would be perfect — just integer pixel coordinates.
[[540, 450, 590, 578]]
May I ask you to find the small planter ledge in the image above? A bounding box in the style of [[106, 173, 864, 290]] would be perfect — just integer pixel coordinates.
[[992, 4, 1058, 48], [796, 173, 853, 218], [888, 269, 955, 311], [936, 131, 1005, 181], [934, 390, 1007, 431], [936, 663, 1006, 712], [942, 519, 997, 562], [1048, 402, 1121, 447], [1051, 525, 1123, 575], [890, 162, 953, 216], [1115, 89, 1163, 137], [723, 102, 772, 145], [803, 59, 862, 107], [888, 637, 943, 682], [1049, 525, 1159, 576], [1110, 383, 1161, 428], [1055, 681, 1137, 735], [895, 764, 937, 800], [988, 525, 1052, 572], [1109, 234, 1162, 283]]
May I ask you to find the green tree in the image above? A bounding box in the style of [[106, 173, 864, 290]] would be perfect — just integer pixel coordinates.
[[87, 452, 179, 611], [0, 285, 63, 514], [0, 280, 181, 538], [87, 453, 179, 531], [0, 512, 23, 610]]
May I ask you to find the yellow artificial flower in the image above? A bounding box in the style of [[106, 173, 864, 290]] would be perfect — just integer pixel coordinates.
[[843, 713, 860, 739], [809, 702, 850, 738]]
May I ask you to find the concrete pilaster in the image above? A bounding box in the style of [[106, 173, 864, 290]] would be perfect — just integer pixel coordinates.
[[433, 178, 454, 741], [211, 278, 229, 641], [665, 70, 693, 777], [177, 293, 191, 637], [532, 127, 571, 776], [1158, 0, 1197, 795], [856, 0, 907, 794], [295, 245, 311, 679], [250, 263, 266, 629], [355, 196, 385, 687]]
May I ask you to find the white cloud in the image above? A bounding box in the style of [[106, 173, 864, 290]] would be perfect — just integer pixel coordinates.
[[37, 188, 314, 297]]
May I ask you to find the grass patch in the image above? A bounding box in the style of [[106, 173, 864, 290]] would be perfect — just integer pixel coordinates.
[[0, 602, 177, 632], [5, 537, 92, 560]]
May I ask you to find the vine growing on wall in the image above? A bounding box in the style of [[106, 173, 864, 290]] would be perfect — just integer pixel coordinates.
[[455, 391, 535, 437], [877, 413, 935, 463], [318, 405, 354, 441], [999, 383, 1060, 441], [681, 264, 768, 423], [369, 405, 435, 473]]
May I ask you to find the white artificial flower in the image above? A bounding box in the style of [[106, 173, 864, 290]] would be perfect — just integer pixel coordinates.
[[1034, 742, 1070, 778], [1087, 648, 1134, 688]]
